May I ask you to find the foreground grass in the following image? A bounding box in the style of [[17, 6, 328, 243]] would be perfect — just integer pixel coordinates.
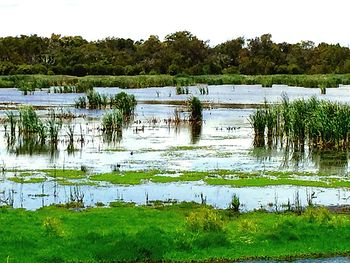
[[7, 169, 350, 188], [0, 204, 350, 262]]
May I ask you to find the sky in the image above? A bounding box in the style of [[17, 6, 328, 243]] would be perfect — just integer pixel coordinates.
[[0, 0, 349, 47]]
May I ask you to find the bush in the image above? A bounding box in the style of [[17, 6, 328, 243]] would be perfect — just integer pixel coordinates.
[[187, 207, 223, 232], [303, 207, 332, 224], [188, 96, 202, 122], [230, 194, 241, 213], [43, 217, 63, 237]]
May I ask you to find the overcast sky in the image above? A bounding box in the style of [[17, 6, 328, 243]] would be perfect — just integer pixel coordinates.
[[0, 0, 349, 46]]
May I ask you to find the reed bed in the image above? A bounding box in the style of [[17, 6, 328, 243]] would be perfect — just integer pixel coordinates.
[[249, 96, 350, 149], [75, 91, 136, 115], [2, 74, 350, 92]]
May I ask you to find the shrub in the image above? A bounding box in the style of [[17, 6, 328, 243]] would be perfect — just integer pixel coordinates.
[[188, 96, 202, 122], [303, 207, 332, 224], [229, 194, 241, 213], [43, 217, 63, 237], [187, 207, 223, 232]]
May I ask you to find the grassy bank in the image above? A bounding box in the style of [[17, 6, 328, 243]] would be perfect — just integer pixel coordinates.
[[7, 169, 350, 188], [1, 74, 350, 90], [0, 204, 350, 262]]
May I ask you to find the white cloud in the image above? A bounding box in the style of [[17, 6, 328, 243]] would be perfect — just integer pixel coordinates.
[[0, 0, 349, 46]]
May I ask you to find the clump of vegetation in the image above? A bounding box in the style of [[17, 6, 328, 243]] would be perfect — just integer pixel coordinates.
[[46, 110, 62, 145], [75, 91, 137, 115], [187, 207, 223, 232], [102, 109, 123, 132], [188, 96, 202, 122], [18, 106, 44, 137], [302, 207, 332, 224], [4, 107, 64, 154], [229, 194, 241, 213], [197, 84, 209, 95], [43, 217, 64, 237], [74, 96, 87, 108], [176, 86, 189, 95], [110, 92, 137, 116], [249, 96, 350, 150], [5, 111, 17, 136]]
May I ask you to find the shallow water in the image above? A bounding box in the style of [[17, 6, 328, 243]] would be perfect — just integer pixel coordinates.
[[1, 85, 350, 107], [1, 86, 350, 209], [1, 178, 349, 210]]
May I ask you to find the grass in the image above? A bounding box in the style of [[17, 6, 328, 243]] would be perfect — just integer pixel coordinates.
[[7, 169, 350, 188], [3, 74, 350, 90], [41, 169, 86, 179], [90, 170, 163, 185], [1, 204, 350, 262], [8, 177, 46, 184], [250, 96, 350, 150], [168, 145, 213, 151]]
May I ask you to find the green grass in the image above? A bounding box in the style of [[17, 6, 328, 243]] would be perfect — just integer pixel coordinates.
[[7, 169, 350, 188], [90, 170, 163, 185], [8, 177, 46, 184], [2, 73, 350, 90], [1, 204, 350, 262], [168, 145, 213, 151], [41, 169, 86, 179]]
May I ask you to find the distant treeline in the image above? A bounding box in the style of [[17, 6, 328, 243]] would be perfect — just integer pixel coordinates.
[[1, 31, 350, 76]]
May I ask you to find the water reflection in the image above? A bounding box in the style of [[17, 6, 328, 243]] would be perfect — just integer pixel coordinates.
[[190, 122, 202, 144], [252, 144, 349, 174]]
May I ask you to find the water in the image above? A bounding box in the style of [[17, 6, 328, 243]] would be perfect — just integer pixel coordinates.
[[1, 84, 350, 107], [0, 86, 350, 210], [1, 179, 349, 210]]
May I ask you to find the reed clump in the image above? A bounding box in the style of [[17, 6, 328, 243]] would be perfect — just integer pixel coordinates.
[[249, 96, 350, 150], [75, 91, 136, 116], [188, 97, 203, 122], [5, 107, 63, 151]]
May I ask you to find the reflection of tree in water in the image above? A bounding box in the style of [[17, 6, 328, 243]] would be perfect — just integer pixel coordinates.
[[190, 122, 202, 144]]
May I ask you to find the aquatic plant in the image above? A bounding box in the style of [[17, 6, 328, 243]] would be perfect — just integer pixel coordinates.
[[75, 80, 94, 93], [18, 106, 42, 135], [188, 96, 202, 122], [46, 110, 62, 145], [176, 86, 189, 95], [250, 96, 350, 150], [230, 194, 241, 213], [110, 91, 137, 116], [86, 90, 102, 109], [75, 96, 87, 108], [16, 80, 36, 95], [249, 109, 266, 147], [102, 109, 123, 132], [5, 111, 17, 136], [197, 84, 209, 95]]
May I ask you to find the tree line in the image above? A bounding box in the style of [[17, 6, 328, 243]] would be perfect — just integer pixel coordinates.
[[1, 31, 350, 76]]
